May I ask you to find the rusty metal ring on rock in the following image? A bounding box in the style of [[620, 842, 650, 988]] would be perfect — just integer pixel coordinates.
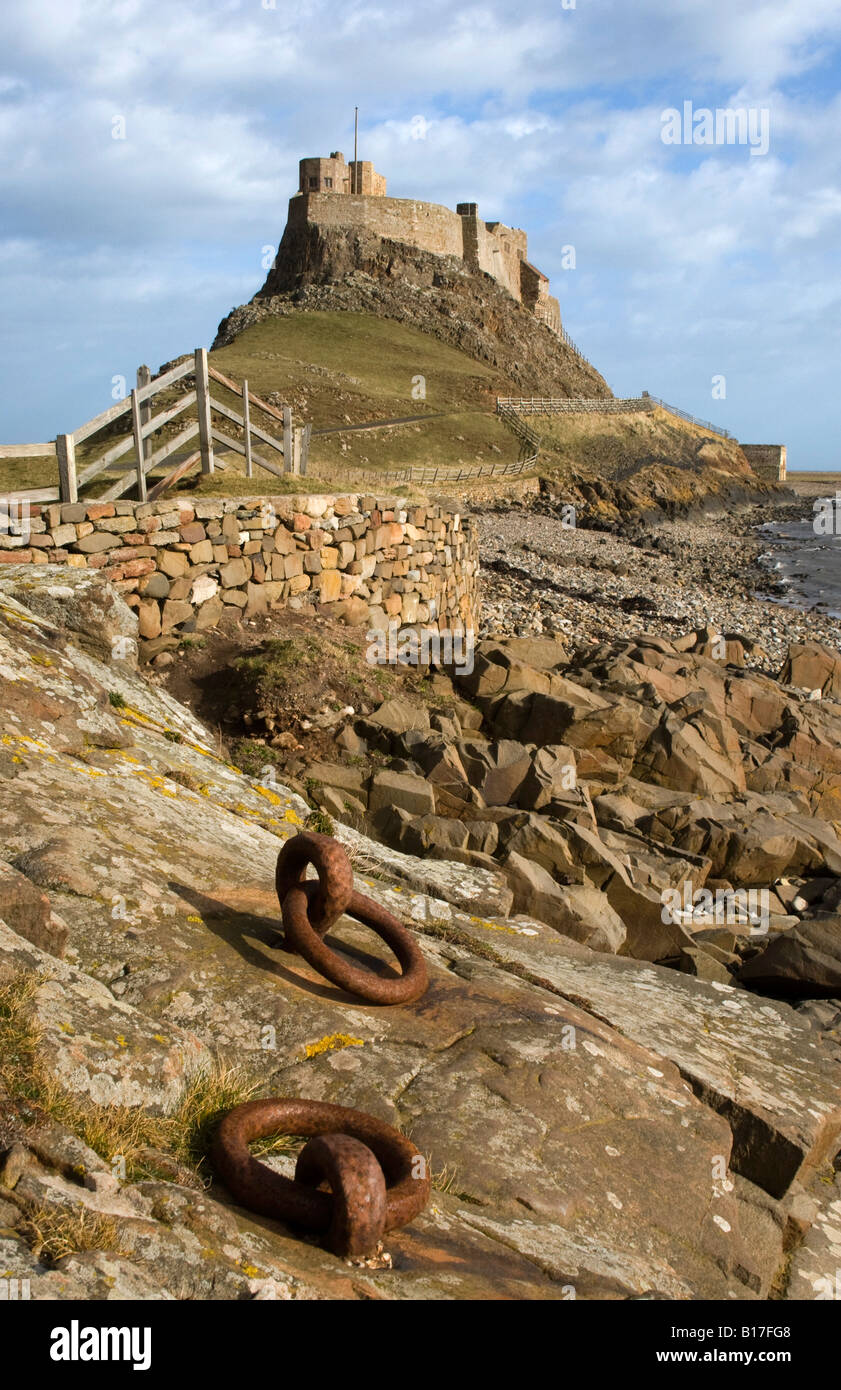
[[211, 1098, 430, 1257], [275, 830, 353, 935], [275, 833, 429, 1005]]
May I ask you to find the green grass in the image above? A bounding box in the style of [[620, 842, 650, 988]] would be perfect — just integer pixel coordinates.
[[0, 969, 280, 1192], [0, 454, 57, 495], [210, 312, 506, 423], [535, 405, 748, 482], [311, 409, 518, 473], [1, 312, 521, 497]]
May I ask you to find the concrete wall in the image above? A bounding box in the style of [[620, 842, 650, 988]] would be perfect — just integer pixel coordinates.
[[1, 494, 479, 641], [741, 445, 787, 481]]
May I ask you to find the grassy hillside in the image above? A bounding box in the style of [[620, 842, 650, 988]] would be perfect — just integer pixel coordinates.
[[1, 312, 750, 500], [0, 313, 524, 497], [535, 405, 750, 482], [209, 312, 523, 478], [210, 312, 508, 423]]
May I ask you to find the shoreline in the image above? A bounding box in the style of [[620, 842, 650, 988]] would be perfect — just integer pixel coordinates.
[[475, 492, 841, 670]]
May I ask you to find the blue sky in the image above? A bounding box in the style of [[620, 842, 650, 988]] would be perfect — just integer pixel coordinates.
[[2, 0, 840, 466]]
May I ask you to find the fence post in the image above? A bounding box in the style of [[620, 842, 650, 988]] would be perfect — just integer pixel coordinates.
[[283, 407, 292, 474], [56, 434, 77, 504], [194, 347, 214, 475], [242, 379, 252, 479], [300, 423, 311, 477], [130, 388, 147, 502], [291, 427, 303, 475], [137, 365, 152, 469]]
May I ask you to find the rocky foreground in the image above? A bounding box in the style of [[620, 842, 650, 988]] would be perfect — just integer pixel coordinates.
[[0, 566, 840, 1300]]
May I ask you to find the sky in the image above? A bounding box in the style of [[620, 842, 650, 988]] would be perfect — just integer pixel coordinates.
[[1, 0, 840, 467]]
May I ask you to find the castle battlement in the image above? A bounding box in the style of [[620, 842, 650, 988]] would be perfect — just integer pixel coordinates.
[[289, 151, 561, 334]]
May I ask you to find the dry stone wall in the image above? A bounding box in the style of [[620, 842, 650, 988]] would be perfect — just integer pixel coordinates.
[[0, 494, 479, 641]]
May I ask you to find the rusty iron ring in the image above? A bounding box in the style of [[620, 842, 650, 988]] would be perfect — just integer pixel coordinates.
[[275, 832, 429, 1005], [275, 831, 353, 935], [211, 1098, 430, 1256], [282, 878, 429, 1005]]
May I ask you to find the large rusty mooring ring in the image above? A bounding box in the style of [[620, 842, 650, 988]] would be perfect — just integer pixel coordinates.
[[275, 832, 428, 1005], [211, 1098, 430, 1257]]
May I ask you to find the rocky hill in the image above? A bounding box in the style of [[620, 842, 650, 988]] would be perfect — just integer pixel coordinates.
[[1, 568, 840, 1301], [206, 211, 779, 510], [214, 226, 612, 402]]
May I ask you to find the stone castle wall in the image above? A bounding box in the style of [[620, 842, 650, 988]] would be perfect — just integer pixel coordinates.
[[0, 494, 479, 641], [289, 193, 465, 261], [463, 213, 525, 301], [288, 190, 561, 330]]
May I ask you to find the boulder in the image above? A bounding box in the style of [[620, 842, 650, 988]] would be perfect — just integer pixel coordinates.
[[737, 917, 841, 998], [366, 698, 431, 736], [516, 745, 580, 813], [368, 768, 436, 818], [456, 738, 533, 806], [502, 851, 568, 927], [634, 711, 746, 798], [779, 641, 841, 699], [500, 813, 581, 881], [544, 884, 626, 954], [377, 808, 470, 858]]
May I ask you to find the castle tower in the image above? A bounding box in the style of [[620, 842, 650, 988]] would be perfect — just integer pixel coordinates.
[[298, 151, 386, 197]]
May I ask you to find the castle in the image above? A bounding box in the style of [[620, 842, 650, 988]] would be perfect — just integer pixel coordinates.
[[290, 150, 562, 334]]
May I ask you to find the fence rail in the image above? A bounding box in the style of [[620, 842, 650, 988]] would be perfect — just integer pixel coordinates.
[[497, 395, 647, 415], [315, 448, 540, 487], [644, 393, 735, 440], [0, 351, 312, 504]]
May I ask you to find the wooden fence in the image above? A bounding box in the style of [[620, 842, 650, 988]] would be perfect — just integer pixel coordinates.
[[497, 395, 647, 415], [0, 350, 311, 504], [315, 449, 540, 487], [496, 392, 735, 441]]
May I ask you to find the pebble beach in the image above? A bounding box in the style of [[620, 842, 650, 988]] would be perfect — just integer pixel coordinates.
[[476, 493, 841, 670]]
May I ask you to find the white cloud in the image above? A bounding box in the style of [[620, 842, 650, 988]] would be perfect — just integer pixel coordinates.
[[0, 0, 839, 463]]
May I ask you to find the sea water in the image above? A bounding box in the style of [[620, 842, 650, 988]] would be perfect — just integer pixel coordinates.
[[758, 499, 841, 618]]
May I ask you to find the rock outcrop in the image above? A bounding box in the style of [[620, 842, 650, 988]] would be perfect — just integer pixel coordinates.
[[214, 230, 611, 400], [0, 571, 839, 1301]]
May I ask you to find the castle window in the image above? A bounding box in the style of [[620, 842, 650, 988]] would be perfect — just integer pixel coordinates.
[[324, 177, 333, 189], [309, 176, 319, 189]]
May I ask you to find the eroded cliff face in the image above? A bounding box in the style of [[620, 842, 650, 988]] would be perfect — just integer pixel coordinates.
[[0, 570, 840, 1301], [213, 220, 612, 401]]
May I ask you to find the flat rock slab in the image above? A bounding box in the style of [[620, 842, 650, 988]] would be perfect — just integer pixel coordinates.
[[0, 576, 831, 1300], [0, 920, 210, 1111], [437, 913, 841, 1200]]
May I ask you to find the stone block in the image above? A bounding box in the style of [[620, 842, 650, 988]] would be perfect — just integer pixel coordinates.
[[159, 550, 190, 578]]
